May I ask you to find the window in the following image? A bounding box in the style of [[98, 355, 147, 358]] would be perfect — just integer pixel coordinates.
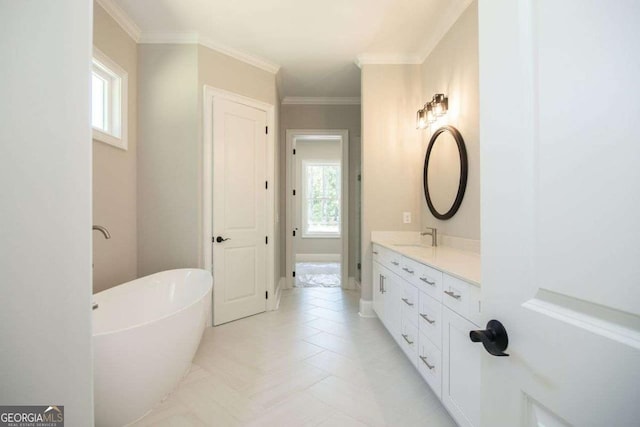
[[92, 48, 127, 150], [302, 161, 341, 238]]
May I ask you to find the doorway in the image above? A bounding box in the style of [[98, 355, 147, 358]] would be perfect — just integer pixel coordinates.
[[286, 130, 349, 289]]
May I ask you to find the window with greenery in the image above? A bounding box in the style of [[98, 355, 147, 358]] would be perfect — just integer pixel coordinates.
[[302, 162, 341, 237]]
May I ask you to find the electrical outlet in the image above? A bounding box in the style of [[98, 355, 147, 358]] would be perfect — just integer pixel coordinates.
[[403, 212, 412, 224]]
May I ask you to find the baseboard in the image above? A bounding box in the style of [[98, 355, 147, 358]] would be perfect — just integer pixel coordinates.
[[346, 277, 357, 290], [295, 253, 341, 263], [359, 299, 377, 318], [270, 277, 284, 310]]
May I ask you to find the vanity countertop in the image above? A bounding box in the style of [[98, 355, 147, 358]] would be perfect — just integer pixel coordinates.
[[372, 239, 481, 287]]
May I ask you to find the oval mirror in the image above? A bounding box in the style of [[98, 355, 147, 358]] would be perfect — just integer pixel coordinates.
[[423, 126, 468, 220]]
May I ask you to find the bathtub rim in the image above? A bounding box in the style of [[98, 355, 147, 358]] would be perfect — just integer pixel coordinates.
[[93, 268, 212, 338]]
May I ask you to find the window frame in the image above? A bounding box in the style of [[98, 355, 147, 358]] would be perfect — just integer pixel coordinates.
[[92, 48, 128, 150], [301, 160, 341, 239]]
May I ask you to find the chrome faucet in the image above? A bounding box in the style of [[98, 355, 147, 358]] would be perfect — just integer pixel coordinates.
[[421, 227, 438, 247], [92, 225, 111, 239]]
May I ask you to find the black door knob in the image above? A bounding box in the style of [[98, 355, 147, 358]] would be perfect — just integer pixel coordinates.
[[469, 319, 509, 357], [215, 236, 230, 243]]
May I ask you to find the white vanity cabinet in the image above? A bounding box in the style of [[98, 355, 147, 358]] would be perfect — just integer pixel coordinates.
[[371, 242, 482, 427]]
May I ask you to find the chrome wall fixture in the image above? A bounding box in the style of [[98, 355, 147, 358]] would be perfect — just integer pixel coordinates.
[[416, 93, 448, 129]]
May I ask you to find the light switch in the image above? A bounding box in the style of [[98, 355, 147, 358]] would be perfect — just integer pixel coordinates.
[[403, 212, 412, 224]]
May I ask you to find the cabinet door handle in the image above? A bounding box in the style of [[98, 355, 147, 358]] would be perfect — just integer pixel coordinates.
[[420, 313, 435, 324], [391, 261, 399, 266], [401, 298, 414, 306], [419, 355, 435, 370], [444, 290, 461, 300], [379, 275, 382, 293], [420, 277, 435, 285], [401, 334, 414, 345], [381, 276, 385, 294]]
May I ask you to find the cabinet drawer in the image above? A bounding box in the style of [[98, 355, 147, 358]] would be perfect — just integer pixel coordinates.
[[416, 263, 443, 301], [372, 244, 384, 264], [399, 316, 418, 366], [442, 274, 482, 325], [400, 281, 419, 327], [418, 331, 442, 399], [400, 256, 421, 285], [387, 250, 402, 275], [418, 291, 442, 347]]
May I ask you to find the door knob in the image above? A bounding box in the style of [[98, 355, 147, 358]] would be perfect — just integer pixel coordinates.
[[469, 319, 509, 357], [215, 236, 230, 243]]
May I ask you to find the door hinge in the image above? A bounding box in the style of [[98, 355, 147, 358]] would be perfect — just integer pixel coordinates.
[[211, 236, 215, 243], [266, 291, 269, 299], [357, 174, 361, 181], [292, 271, 296, 277], [293, 189, 296, 196], [293, 230, 296, 237], [265, 181, 268, 189], [293, 148, 296, 155], [265, 126, 268, 134], [265, 236, 268, 244], [357, 263, 361, 270]]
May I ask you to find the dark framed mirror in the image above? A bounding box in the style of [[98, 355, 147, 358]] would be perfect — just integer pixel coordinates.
[[423, 125, 468, 220]]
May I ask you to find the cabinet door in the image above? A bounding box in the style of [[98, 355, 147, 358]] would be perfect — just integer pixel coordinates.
[[442, 306, 481, 427], [383, 268, 402, 344], [372, 261, 384, 320]]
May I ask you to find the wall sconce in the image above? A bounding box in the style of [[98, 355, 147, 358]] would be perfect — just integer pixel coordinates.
[[416, 93, 448, 129]]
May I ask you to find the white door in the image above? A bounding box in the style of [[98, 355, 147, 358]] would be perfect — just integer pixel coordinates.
[[212, 97, 267, 325], [479, 1, 640, 426]]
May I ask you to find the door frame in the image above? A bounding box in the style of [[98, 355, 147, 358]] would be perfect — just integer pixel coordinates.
[[285, 129, 350, 289], [202, 86, 277, 312]]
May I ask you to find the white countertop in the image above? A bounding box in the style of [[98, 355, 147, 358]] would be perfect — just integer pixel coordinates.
[[372, 239, 481, 287]]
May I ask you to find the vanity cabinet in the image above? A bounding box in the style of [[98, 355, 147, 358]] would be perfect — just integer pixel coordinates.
[[371, 243, 481, 427]]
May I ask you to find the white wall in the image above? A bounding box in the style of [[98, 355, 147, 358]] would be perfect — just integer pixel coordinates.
[[0, 0, 94, 424], [360, 65, 423, 301], [420, 1, 479, 240], [294, 139, 342, 255], [93, 1, 138, 292], [279, 104, 361, 277]]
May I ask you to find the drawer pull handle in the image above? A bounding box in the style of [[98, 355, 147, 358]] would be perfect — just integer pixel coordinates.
[[391, 261, 399, 266], [420, 277, 435, 285], [419, 356, 435, 370], [373, 251, 379, 255], [404, 268, 414, 274], [401, 334, 414, 345], [444, 290, 461, 300], [401, 298, 414, 306], [420, 313, 435, 324]]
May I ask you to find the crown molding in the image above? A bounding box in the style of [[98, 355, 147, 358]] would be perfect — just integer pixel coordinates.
[[281, 97, 361, 106], [417, 0, 473, 62], [354, 53, 423, 68], [138, 32, 281, 74], [95, 0, 141, 42]]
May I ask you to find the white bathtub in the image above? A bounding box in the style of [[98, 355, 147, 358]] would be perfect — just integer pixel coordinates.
[[93, 269, 212, 427]]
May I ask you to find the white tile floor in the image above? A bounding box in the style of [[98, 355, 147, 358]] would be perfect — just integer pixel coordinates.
[[133, 288, 456, 427]]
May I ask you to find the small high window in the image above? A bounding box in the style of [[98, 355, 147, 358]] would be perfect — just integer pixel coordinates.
[[92, 48, 127, 150], [302, 161, 341, 238]]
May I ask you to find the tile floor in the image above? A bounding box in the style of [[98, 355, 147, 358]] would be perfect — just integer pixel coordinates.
[[133, 287, 456, 427], [295, 262, 341, 288]]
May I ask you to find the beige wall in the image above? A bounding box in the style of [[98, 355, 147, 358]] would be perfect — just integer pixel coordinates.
[[138, 44, 279, 281], [361, 65, 423, 300], [0, 0, 94, 423], [137, 44, 200, 276], [279, 104, 361, 278], [420, 1, 479, 240], [93, 2, 138, 292], [294, 139, 342, 255]]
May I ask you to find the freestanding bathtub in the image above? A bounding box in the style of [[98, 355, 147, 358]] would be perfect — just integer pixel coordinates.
[[93, 269, 212, 427]]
